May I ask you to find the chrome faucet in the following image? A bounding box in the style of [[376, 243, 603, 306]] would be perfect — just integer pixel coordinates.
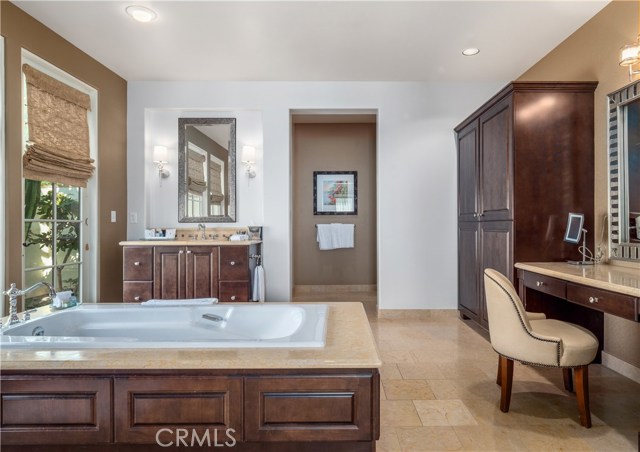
[[198, 223, 206, 240], [3, 282, 56, 327]]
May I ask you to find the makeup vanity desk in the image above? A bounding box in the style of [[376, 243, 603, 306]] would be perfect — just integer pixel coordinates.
[[515, 262, 640, 361]]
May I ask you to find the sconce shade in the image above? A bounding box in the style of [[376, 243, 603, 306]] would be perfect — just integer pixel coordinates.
[[242, 145, 256, 163], [153, 145, 168, 163]]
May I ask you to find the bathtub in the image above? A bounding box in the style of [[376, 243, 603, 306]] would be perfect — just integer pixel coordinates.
[[0, 303, 328, 349]]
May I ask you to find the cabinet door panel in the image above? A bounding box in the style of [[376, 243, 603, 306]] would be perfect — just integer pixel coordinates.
[[186, 246, 219, 299], [154, 247, 184, 299], [480, 221, 513, 327], [458, 222, 480, 320], [457, 120, 479, 221], [480, 97, 513, 221]]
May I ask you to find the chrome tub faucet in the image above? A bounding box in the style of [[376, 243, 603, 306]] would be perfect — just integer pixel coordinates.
[[3, 282, 56, 327]]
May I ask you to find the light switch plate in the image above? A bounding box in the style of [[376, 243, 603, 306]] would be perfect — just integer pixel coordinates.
[[110, 211, 117, 223]]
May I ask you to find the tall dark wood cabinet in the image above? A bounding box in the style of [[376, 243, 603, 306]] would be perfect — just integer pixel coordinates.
[[455, 82, 597, 328]]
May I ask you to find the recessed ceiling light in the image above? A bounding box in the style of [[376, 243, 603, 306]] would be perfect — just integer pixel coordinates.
[[462, 48, 480, 56], [125, 5, 158, 23]]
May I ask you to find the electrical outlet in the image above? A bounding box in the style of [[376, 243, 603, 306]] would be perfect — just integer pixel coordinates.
[[130, 212, 138, 224]]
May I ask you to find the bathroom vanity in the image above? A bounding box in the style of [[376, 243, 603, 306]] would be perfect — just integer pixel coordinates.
[[0, 302, 381, 451], [120, 240, 261, 302]]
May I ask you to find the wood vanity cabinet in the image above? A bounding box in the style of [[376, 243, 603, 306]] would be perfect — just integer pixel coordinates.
[[455, 82, 597, 329], [122, 244, 256, 302]]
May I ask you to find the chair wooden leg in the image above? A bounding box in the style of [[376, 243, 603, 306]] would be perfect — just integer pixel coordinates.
[[499, 355, 514, 413], [574, 365, 592, 428], [563, 368, 574, 392], [496, 355, 502, 386]]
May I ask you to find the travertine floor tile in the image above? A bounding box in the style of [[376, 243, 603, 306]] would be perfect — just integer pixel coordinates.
[[382, 379, 435, 400], [396, 426, 463, 451], [452, 425, 528, 451], [376, 427, 402, 452], [398, 362, 446, 380], [380, 400, 423, 427], [381, 363, 403, 380], [413, 399, 478, 427]]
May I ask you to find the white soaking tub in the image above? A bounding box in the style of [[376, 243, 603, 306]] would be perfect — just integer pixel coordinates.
[[0, 303, 328, 349]]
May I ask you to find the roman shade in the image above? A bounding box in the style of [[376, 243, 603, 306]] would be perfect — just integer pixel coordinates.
[[187, 149, 207, 194], [22, 64, 95, 188], [209, 160, 224, 204]]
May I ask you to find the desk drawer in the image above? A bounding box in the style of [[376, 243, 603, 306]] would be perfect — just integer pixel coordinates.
[[523, 272, 566, 299], [566, 283, 638, 321]]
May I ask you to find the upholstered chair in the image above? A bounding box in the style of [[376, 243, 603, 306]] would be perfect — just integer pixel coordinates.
[[483, 268, 599, 428]]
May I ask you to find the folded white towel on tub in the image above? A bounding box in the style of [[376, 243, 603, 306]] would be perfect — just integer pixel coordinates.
[[141, 298, 218, 306]]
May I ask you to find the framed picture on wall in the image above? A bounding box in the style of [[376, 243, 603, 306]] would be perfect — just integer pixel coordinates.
[[313, 171, 358, 215]]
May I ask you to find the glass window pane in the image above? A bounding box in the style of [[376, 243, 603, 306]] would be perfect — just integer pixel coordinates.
[[56, 222, 80, 264], [56, 184, 81, 220], [57, 264, 80, 295], [24, 268, 54, 310], [24, 180, 53, 220], [24, 222, 53, 269]]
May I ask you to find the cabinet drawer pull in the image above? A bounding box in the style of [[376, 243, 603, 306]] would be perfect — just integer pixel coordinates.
[[179, 250, 184, 254], [230, 295, 236, 301], [536, 281, 546, 287], [230, 261, 236, 266], [134, 261, 141, 266], [589, 296, 598, 304], [134, 296, 140, 301], [186, 250, 192, 254]]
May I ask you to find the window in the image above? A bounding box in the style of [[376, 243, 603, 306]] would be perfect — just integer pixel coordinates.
[[21, 50, 98, 309]]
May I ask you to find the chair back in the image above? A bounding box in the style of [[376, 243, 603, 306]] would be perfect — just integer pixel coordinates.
[[483, 268, 534, 357]]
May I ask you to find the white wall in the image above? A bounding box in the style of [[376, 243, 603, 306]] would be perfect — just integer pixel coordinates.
[[128, 81, 505, 309]]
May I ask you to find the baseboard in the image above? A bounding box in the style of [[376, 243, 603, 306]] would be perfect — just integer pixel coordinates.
[[377, 309, 458, 320], [601, 351, 640, 384], [293, 285, 377, 295]]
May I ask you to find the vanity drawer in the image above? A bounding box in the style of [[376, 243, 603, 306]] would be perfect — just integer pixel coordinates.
[[219, 281, 250, 302], [123, 282, 153, 303], [523, 271, 566, 299], [566, 283, 639, 321], [219, 246, 249, 281], [123, 247, 153, 281]]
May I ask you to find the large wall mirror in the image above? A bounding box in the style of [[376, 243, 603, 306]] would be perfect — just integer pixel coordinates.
[[178, 118, 236, 223], [607, 79, 640, 261]]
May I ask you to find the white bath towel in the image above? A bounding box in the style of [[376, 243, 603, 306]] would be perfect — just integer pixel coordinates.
[[331, 223, 354, 249], [316, 224, 335, 250], [141, 298, 218, 306], [252, 265, 265, 302]]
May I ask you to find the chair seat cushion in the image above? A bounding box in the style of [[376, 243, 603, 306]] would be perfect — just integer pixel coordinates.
[[530, 319, 598, 367]]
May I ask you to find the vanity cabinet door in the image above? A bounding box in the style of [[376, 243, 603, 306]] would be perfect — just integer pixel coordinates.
[[154, 246, 186, 299], [185, 246, 219, 299], [457, 119, 480, 222], [123, 247, 153, 281], [458, 222, 480, 321], [219, 246, 249, 281], [0, 376, 112, 445], [123, 281, 153, 303]]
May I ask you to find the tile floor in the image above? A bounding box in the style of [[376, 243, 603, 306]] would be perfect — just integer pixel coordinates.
[[293, 290, 640, 451]]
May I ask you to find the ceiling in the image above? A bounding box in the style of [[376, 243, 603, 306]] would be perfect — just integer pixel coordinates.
[[13, 1, 610, 82]]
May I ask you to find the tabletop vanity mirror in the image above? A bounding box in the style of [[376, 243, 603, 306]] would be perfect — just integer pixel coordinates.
[[178, 118, 236, 223], [607, 79, 640, 261]]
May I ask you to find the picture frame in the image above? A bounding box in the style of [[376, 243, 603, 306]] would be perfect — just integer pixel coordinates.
[[313, 171, 358, 215]]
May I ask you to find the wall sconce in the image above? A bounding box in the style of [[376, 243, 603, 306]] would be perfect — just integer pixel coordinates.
[[153, 145, 170, 178], [619, 3, 640, 81], [241, 145, 257, 178]]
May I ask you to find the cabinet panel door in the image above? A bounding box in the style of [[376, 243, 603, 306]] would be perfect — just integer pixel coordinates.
[[154, 246, 185, 299], [457, 120, 480, 221], [186, 246, 219, 299], [458, 222, 480, 320], [480, 96, 513, 221], [480, 221, 513, 327]]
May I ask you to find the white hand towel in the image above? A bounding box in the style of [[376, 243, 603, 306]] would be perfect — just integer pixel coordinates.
[[141, 298, 218, 306], [316, 224, 335, 250], [331, 223, 355, 249], [252, 265, 266, 302]]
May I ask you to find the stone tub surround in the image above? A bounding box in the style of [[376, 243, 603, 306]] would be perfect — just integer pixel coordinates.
[[0, 302, 381, 371], [514, 262, 640, 297]]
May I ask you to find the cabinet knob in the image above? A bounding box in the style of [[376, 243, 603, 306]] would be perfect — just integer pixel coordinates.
[[134, 296, 140, 301], [230, 261, 236, 266], [589, 296, 598, 304], [230, 295, 236, 301], [179, 250, 184, 254], [134, 261, 140, 266], [536, 281, 545, 287], [186, 250, 192, 254]]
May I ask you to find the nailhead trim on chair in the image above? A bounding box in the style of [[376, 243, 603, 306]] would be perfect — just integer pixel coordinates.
[[485, 271, 562, 367]]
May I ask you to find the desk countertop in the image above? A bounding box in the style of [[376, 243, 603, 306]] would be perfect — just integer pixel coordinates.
[[0, 302, 381, 371], [515, 262, 640, 297]]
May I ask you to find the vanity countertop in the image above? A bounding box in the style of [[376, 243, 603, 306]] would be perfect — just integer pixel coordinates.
[[515, 262, 640, 297], [120, 240, 262, 246], [0, 302, 381, 371]]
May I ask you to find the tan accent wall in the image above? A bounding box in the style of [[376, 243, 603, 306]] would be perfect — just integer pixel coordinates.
[[1, 2, 127, 302], [292, 122, 376, 286], [518, 0, 640, 368]]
